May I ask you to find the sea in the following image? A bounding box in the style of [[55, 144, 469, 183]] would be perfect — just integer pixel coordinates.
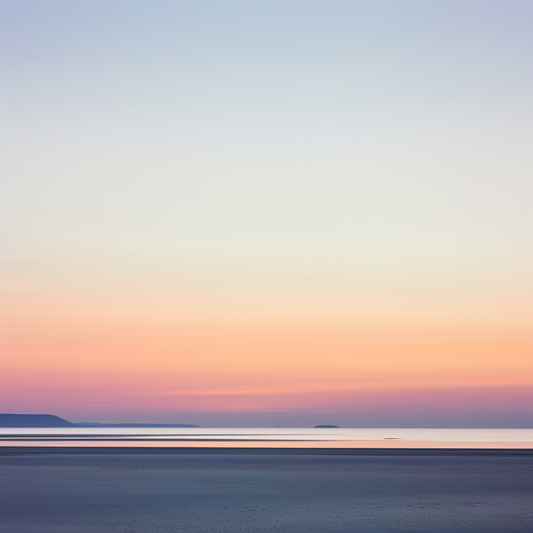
[[0, 427, 530, 449]]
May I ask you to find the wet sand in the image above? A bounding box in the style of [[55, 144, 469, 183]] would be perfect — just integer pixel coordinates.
[[0, 448, 531, 532]]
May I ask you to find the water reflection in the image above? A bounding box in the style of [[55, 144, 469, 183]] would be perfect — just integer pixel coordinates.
[[0, 428, 530, 449]]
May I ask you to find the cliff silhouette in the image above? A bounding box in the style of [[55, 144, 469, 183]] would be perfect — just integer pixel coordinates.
[[0, 414, 74, 427], [0, 414, 199, 428]]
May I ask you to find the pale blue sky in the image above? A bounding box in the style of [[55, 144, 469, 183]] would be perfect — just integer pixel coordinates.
[[2, 0, 532, 317]]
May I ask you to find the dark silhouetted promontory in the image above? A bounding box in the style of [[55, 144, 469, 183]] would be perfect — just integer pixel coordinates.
[[0, 414, 199, 428], [0, 414, 74, 427], [314, 425, 340, 428]]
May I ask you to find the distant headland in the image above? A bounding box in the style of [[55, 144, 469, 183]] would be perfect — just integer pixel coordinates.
[[314, 425, 340, 428], [0, 414, 74, 427], [0, 414, 199, 428]]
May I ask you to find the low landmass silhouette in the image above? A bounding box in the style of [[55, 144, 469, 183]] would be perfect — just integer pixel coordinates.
[[0, 414, 74, 427], [75, 422, 199, 428], [0, 414, 199, 428], [314, 425, 340, 428]]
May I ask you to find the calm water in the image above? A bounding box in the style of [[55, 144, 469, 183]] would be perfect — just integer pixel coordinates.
[[0, 427, 530, 449]]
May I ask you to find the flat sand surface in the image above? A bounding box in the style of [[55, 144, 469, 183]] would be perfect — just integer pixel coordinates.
[[0, 449, 531, 533]]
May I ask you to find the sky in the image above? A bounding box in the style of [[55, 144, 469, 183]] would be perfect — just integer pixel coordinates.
[[1, 0, 532, 427]]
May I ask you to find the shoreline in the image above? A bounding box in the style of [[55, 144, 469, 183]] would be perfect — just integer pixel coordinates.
[[1, 445, 531, 456]]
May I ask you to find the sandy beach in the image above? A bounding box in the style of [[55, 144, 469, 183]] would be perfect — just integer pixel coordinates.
[[0, 448, 531, 533]]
